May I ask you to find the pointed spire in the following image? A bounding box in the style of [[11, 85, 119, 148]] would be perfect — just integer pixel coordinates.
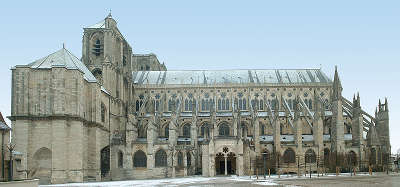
[[375, 107, 378, 117], [379, 99, 382, 112], [385, 97, 388, 111], [332, 66, 342, 100]]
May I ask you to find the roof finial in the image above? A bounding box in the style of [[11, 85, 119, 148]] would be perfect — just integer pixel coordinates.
[[63, 43, 65, 49], [108, 9, 112, 18]]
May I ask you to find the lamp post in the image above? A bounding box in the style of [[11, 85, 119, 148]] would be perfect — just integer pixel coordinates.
[[6, 144, 15, 181], [262, 152, 267, 179], [305, 152, 312, 178]]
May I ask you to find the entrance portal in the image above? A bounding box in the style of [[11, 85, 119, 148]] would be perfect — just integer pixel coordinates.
[[215, 152, 236, 175], [227, 152, 236, 175], [216, 153, 224, 175], [100, 146, 110, 178]]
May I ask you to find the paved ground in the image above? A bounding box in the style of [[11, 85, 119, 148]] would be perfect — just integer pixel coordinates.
[[275, 173, 400, 187], [42, 173, 400, 187]]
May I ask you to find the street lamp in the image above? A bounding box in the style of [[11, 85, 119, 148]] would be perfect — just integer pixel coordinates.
[[6, 143, 15, 181], [261, 152, 268, 179], [305, 152, 312, 178]]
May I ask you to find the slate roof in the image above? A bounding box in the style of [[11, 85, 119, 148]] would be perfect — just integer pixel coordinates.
[[0, 112, 10, 131], [86, 19, 106, 29], [132, 69, 331, 85], [84, 13, 112, 29], [15, 47, 97, 83]]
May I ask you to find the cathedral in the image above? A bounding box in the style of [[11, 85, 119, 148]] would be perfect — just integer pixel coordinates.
[[8, 14, 391, 184]]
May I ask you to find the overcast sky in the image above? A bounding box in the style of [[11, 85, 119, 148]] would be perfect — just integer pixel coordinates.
[[0, 0, 399, 154]]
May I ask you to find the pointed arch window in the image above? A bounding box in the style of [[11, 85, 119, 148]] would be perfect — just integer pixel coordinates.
[[237, 98, 247, 110], [168, 99, 178, 111], [184, 98, 195, 111], [177, 152, 184, 167], [201, 99, 213, 111], [218, 98, 230, 111], [283, 148, 296, 163], [187, 152, 192, 167], [219, 123, 230, 136], [138, 125, 147, 138], [305, 149, 316, 163], [324, 99, 329, 110], [155, 149, 167, 167], [182, 123, 191, 138], [201, 123, 210, 137], [259, 99, 264, 110], [269, 99, 279, 110], [133, 150, 147, 167], [260, 124, 265, 135], [164, 126, 169, 138]]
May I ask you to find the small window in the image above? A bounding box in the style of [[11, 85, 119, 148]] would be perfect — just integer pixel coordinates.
[[101, 103, 106, 122], [118, 151, 123, 168], [260, 124, 265, 135], [187, 152, 191, 167], [123, 56, 127, 66], [164, 126, 169, 138], [93, 39, 102, 56]]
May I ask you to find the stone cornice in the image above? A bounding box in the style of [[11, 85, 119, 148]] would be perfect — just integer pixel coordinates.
[[7, 115, 109, 132]]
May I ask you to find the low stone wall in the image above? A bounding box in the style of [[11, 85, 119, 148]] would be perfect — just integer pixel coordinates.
[[0, 179, 39, 187]]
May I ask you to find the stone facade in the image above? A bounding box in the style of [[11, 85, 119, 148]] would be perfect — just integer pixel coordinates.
[[8, 14, 391, 184]]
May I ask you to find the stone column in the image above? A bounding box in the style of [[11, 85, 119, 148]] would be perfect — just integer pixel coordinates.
[[224, 155, 228, 175], [68, 121, 84, 182], [254, 118, 260, 155], [172, 151, 176, 178], [202, 144, 209, 177], [209, 139, 215, 177], [51, 120, 67, 184], [184, 152, 188, 176], [273, 118, 281, 156], [12, 120, 29, 180], [237, 139, 244, 176]]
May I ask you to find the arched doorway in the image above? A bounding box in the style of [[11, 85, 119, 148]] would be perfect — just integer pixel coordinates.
[[100, 146, 110, 178], [347, 151, 357, 166], [215, 150, 236, 175], [227, 152, 236, 175], [370, 148, 376, 165], [283, 148, 296, 164], [215, 153, 224, 175], [32, 147, 52, 184]]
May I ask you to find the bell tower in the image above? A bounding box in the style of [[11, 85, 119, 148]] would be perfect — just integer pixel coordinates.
[[82, 13, 132, 102]]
